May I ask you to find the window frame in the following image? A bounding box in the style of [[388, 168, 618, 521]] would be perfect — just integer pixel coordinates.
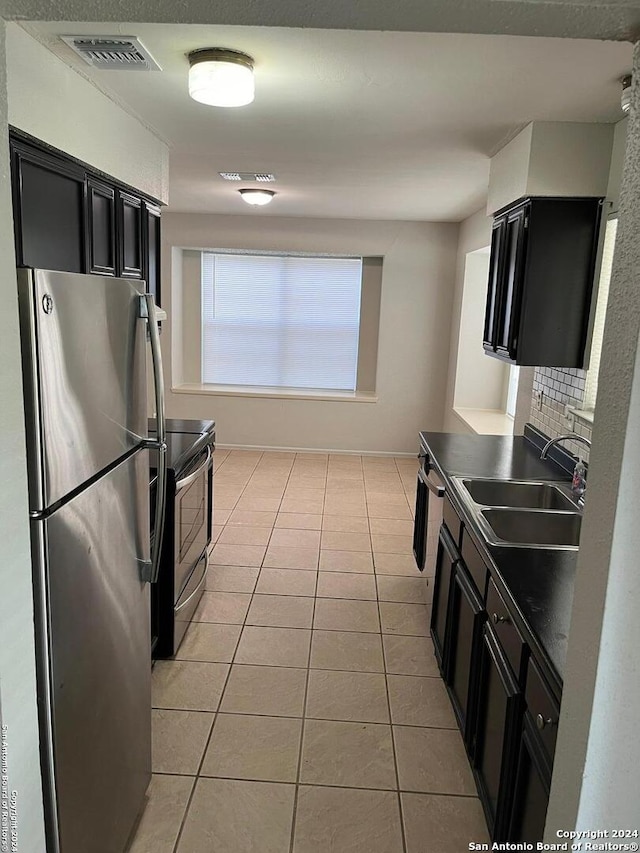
[[175, 248, 382, 402]]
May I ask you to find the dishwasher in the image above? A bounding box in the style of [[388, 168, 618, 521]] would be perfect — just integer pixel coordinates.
[[412, 449, 445, 572]]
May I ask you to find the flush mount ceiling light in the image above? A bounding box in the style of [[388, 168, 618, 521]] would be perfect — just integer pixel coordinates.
[[188, 48, 254, 107], [621, 74, 632, 113], [239, 189, 276, 206]]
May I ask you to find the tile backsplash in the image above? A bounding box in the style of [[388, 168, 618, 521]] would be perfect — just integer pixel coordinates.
[[530, 367, 592, 461]]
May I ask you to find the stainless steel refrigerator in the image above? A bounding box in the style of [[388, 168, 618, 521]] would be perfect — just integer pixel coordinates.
[[17, 268, 167, 853]]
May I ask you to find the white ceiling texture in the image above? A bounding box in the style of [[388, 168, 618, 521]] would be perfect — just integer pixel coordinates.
[[23, 21, 632, 220]]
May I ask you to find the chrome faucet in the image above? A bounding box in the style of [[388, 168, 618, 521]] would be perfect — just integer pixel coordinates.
[[540, 433, 591, 507]]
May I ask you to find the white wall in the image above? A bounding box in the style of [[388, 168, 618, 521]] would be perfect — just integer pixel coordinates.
[[453, 249, 508, 411], [606, 116, 628, 214], [0, 24, 170, 853], [443, 206, 494, 432], [527, 121, 614, 199], [487, 121, 614, 214], [487, 123, 532, 215], [546, 48, 640, 833], [5, 24, 169, 203], [0, 21, 46, 852], [162, 212, 459, 453]]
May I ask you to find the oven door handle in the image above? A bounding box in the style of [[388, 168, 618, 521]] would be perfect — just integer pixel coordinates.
[[176, 446, 212, 493], [418, 466, 445, 498], [175, 552, 209, 613]]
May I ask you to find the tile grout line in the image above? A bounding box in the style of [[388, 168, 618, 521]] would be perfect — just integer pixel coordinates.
[[376, 456, 407, 853], [237, 451, 297, 664], [288, 450, 326, 853], [189, 618, 429, 637], [154, 666, 442, 682], [152, 707, 460, 730], [154, 769, 481, 799], [211, 450, 265, 544], [217, 450, 309, 851], [171, 452, 267, 853]]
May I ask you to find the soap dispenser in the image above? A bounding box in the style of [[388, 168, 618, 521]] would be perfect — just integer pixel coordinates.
[[572, 455, 587, 503]]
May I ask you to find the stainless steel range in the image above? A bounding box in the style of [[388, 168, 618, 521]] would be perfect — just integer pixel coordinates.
[[150, 418, 215, 658]]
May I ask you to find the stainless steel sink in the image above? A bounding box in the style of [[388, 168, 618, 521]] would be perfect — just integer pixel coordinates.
[[461, 478, 577, 511], [449, 476, 582, 550], [479, 508, 582, 548]]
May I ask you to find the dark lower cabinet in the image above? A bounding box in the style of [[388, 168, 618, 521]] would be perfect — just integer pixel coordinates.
[[420, 473, 562, 844], [508, 714, 551, 842], [447, 563, 485, 753], [430, 525, 458, 675], [474, 624, 523, 840], [10, 130, 162, 304]]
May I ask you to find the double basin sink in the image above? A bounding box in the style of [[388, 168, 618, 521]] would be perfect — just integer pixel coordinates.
[[451, 477, 582, 550]]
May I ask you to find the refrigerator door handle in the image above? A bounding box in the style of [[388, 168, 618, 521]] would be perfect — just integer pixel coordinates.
[[141, 294, 167, 584]]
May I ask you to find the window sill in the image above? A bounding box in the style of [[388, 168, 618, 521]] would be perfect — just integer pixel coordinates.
[[453, 407, 515, 436], [569, 407, 595, 426], [172, 383, 378, 403]]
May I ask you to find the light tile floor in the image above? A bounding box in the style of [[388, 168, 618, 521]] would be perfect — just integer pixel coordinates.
[[128, 450, 489, 853]]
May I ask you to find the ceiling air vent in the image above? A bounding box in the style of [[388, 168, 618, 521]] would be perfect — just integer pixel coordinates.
[[60, 36, 161, 71], [219, 172, 276, 183]]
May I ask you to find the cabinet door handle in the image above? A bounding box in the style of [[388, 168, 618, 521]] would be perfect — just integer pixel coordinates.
[[492, 612, 510, 625], [536, 713, 556, 731]]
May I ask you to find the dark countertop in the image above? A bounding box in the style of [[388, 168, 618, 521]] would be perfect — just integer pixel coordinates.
[[149, 417, 215, 437], [419, 431, 571, 482], [420, 431, 577, 697], [149, 418, 215, 479]]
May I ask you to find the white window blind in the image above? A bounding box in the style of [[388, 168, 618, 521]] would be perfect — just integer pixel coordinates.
[[202, 252, 362, 391]]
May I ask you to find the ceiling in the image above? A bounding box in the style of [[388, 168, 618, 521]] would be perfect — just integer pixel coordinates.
[[24, 22, 632, 221]]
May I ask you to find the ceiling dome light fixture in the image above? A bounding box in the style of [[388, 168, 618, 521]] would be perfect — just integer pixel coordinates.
[[239, 189, 276, 206], [188, 48, 255, 107], [621, 74, 632, 114]]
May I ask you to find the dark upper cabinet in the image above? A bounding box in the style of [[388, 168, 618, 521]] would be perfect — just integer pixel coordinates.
[[12, 142, 86, 274], [117, 191, 143, 279], [143, 202, 162, 307], [483, 197, 603, 367], [483, 217, 507, 351], [496, 206, 528, 359], [88, 179, 116, 275], [10, 131, 161, 301]]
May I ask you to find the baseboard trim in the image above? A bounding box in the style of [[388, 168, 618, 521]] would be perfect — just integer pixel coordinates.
[[216, 443, 416, 458]]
